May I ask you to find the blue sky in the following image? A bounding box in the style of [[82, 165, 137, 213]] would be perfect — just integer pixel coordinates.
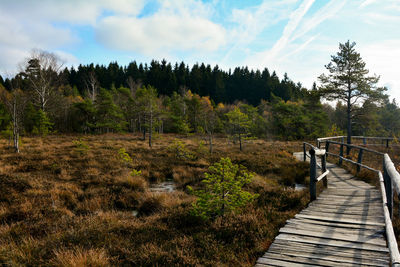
[[0, 0, 399, 100]]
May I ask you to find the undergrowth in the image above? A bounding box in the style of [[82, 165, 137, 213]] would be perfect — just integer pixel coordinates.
[[0, 134, 308, 266]]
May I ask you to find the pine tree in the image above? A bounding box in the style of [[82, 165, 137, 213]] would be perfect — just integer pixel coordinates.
[[319, 41, 387, 149], [95, 88, 125, 133], [225, 107, 251, 151], [188, 157, 258, 220]]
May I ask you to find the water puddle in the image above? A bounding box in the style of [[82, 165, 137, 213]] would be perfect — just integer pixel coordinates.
[[294, 183, 307, 191], [149, 181, 176, 193]]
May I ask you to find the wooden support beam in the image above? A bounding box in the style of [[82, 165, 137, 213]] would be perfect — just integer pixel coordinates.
[[309, 148, 317, 201], [357, 148, 363, 173]]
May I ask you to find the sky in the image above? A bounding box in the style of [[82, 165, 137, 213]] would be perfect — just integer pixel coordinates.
[[0, 0, 399, 100]]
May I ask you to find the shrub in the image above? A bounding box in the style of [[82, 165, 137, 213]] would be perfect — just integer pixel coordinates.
[[72, 139, 90, 155], [118, 148, 141, 176], [168, 140, 196, 160], [32, 109, 53, 136], [188, 157, 258, 220]]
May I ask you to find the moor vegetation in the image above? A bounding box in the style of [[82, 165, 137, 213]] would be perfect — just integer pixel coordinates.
[[0, 134, 309, 266]]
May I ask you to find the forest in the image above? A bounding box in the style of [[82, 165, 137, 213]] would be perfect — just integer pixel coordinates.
[[1, 50, 399, 146]]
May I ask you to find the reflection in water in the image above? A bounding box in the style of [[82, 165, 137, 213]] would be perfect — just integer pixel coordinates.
[[149, 181, 176, 193], [294, 183, 306, 191]]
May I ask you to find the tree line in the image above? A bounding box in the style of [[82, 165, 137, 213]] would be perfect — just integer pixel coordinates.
[[0, 43, 399, 153], [1, 58, 305, 106]]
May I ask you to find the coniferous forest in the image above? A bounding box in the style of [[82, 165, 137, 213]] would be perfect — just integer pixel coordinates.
[[1, 51, 399, 144]]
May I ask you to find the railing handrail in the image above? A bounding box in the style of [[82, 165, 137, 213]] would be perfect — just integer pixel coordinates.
[[325, 140, 385, 156], [317, 135, 394, 142], [317, 135, 394, 149], [303, 142, 328, 201], [309, 137, 400, 266]]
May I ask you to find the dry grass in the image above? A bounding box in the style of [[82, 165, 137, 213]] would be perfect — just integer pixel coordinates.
[[0, 133, 308, 266]]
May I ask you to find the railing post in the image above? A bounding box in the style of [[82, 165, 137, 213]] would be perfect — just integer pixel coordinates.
[[363, 137, 366, 145], [386, 138, 390, 148], [325, 141, 330, 159], [339, 144, 343, 166], [322, 152, 328, 188], [383, 158, 393, 218], [309, 149, 317, 201], [303, 143, 306, 161], [357, 148, 363, 173]]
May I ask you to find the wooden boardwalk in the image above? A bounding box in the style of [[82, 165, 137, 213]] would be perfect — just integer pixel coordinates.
[[256, 152, 390, 266]]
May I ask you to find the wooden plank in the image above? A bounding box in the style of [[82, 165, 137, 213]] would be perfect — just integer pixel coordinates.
[[286, 218, 383, 230], [284, 222, 384, 236], [256, 257, 314, 267], [299, 210, 385, 221], [299, 210, 385, 224], [311, 199, 382, 206], [295, 214, 385, 226], [263, 251, 388, 267], [261, 252, 384, 267], [276, 233, 389, 253], [279, 228, 387, 246], [306, 203, 384, 212], [270, 240, 389, 260]]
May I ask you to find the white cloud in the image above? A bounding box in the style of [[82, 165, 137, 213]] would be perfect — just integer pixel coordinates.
[[267, 0, 315, 59], [95, 1, 226, 56], [245, 0, 316, 69], [0, 0, 145, 25], [0, 0, 145, 74], [220, 0, 297, 64], [359, 0, 377, 8], [290, 0, 346, 41]]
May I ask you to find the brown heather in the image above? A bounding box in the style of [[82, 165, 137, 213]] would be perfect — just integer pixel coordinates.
[[0, 134, 309, 266]]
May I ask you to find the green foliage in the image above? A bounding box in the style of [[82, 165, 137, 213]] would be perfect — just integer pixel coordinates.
[[0, 103, 10, 131], [32, 109, 53, 136], [270, 99, 307, 140], [1, 123, 12, 140], [165, 92, 191, 134], [96, 88, 126, 133], [168, 139, 196, 160], [118, 148, 141, 176], [225, 107, 251, 150], [72, 138, 90, 155], [73, 99, 96, 133], [118, 148, 133, 164], [188, 157, 258, 220], [270, 93, 329, 140], [319, 40, 387, 142], [326, 124, 345, 137]]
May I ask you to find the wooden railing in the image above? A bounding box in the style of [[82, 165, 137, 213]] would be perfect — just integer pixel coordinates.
[[317, 135, 394, 148], [303, 142, 329, 201], [308, 137, 400, 266]]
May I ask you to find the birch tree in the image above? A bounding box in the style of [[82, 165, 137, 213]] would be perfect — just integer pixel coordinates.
[[84, 71, 99, 102], [21, 49, 63, 112], [0, 85, 26, 153], [136, 86, 160, 147]]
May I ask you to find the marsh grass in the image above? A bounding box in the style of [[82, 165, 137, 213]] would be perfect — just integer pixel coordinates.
[[0, 134, 308, 266]]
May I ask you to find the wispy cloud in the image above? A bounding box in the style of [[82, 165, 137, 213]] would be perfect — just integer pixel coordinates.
[[290, 0, 346, 41], [267, 0, 315, 60], [220, 0, 296, 64], [359, 0, 377, 8]]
